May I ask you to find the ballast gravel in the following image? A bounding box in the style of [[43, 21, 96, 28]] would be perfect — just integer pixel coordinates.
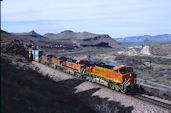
[[32, 61, 170, 113]]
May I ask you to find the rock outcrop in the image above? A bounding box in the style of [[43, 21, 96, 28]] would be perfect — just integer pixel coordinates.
[[1, 39, 27, 57], [140, 46, 151, 55]]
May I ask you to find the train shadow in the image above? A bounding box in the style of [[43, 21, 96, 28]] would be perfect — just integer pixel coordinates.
[[2, 58, 134, 113]]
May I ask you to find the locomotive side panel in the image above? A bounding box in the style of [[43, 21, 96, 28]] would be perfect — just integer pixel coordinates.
[[63, 61, 86, 72], [41, 56, 48, 62], [51, 58, 62, 66], [89, 66, 123, 84]]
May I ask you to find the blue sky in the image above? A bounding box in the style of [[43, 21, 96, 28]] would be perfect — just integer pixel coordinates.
[[1, 0, 171, 38]]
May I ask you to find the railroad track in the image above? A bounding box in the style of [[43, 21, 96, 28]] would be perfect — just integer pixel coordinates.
[[34, 61, 171, 110], [133, 95, 171, 110]]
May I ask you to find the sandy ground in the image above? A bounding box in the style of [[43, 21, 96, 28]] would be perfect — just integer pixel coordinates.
[[32, 61, 170, 113]]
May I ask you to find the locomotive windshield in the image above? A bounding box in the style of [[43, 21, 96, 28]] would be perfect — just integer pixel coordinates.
[[128, 67, 133, 72], [119, 67, 133, 74], [119, 68, 127, 74]]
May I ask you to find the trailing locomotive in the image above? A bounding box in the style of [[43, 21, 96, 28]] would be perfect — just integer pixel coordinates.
[[29, 49, 137, 93]]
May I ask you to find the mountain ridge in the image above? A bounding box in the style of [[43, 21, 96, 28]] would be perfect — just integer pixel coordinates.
[[115, 34, 171, 44], [1, 29, 119, 47], [44, 30, 110, 39], [44, 30, 119, 47], [14, 30, 47, 39]]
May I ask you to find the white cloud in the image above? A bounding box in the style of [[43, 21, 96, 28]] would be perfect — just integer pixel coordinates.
[[1, 0, 171, 37], [2, 0, 170, 21]]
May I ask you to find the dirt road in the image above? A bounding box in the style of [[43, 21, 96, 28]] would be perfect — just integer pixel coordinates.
[[32, 61, 170, 113]]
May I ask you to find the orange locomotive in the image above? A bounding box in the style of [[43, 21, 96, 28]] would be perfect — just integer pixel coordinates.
[[41, 55, 66, 70], [30, 49, 137, 93], [84, 63, 136, 93], [60, 58, 88, 76]]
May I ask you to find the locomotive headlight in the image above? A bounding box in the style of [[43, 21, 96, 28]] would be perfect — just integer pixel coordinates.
[[134, 78, 136, 84]]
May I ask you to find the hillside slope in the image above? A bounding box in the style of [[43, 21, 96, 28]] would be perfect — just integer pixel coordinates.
[[1, 29, 19, 41], [1, 30, 119, 47], [44, 30, 119, 47], [1, 30, 50, 46], [149, 42, 171, 56], [14, 30, 47, 39]]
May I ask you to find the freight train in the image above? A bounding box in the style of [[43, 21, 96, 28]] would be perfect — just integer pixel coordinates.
[[29, 49, 137, 94]]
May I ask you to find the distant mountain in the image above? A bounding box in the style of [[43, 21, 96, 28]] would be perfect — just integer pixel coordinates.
[[15, 30, 47, 39], [44, 30, 100, 39], [115, 34, 171, 44], [1, 29, 19, 40], [1, 30, 49, 45], [139, 39, 161, 45], [1, 30, 47, 40], [1, 30, 119, 47], [44, 30, 119, 47]]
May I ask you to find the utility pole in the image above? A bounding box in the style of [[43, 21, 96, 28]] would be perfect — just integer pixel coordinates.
[[0, 0, 2, 32]]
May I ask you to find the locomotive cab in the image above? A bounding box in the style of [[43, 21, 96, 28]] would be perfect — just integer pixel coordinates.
[[119, 67, 134, 74], [115, 66, 137, 92]]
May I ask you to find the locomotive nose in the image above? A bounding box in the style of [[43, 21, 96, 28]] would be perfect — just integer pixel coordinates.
[[126, 73, 136, 85], [130, 73, 136, 85]]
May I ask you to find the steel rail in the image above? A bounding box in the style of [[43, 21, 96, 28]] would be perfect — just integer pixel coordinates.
[[133, 95, 171, 110]]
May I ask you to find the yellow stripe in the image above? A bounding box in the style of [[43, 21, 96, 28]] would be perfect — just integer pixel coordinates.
[[91, 72, 121, 84], [63, 66, 80, 73]]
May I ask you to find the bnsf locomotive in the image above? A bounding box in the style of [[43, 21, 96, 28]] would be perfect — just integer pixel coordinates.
[[29, 49, 137, 93]]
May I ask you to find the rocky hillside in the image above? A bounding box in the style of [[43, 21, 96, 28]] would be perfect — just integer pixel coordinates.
[[1, 30, 47, 40], [14, 30, 47, 39], [1, 30, 51, 46], [44, 30, 99, 39], [149, 42, 171, 56], [44, 30, 119, 47], [1, 30, 119, 47], [1, 39, 27, 57], [1, 29, 19, 41], [80, 42, 112, 48]]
